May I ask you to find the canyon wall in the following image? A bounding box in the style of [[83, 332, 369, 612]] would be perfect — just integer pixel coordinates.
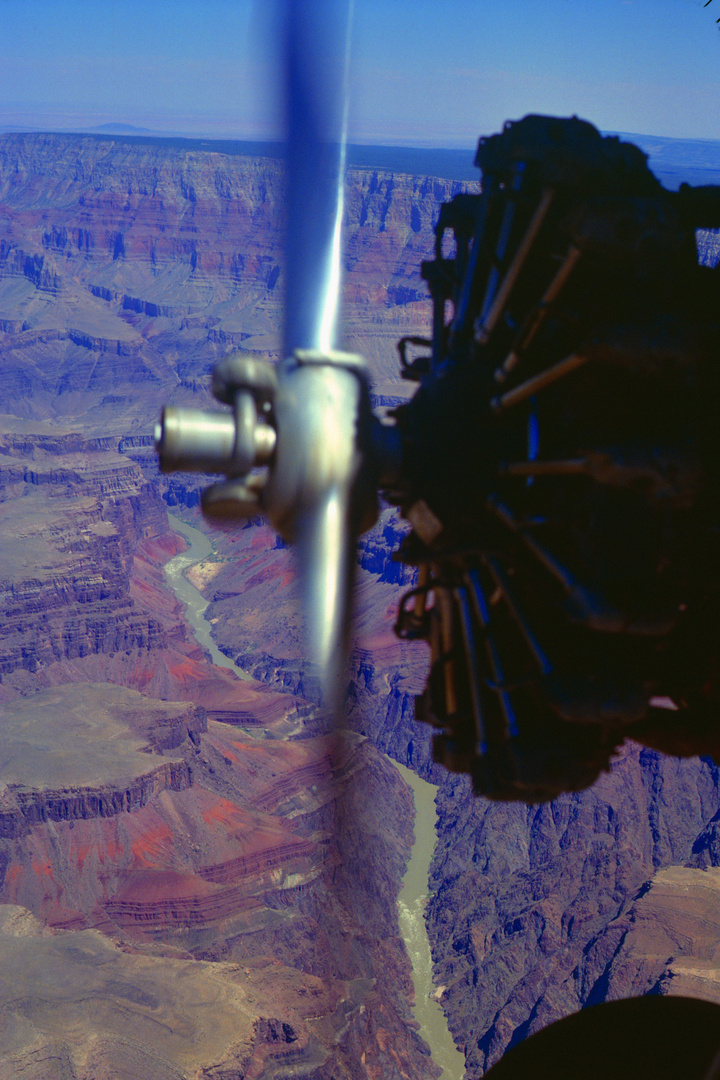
[[0, 131, 464, 432], [0, 130, 719, 1077], [194, 501, 720, 1073], [426, 748, 720, 1074], [0, 130, 459, 1078]]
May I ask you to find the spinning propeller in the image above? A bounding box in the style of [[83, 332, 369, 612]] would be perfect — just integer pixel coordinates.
[[155, 0, 394, 717], [156, 3, 720, 800]]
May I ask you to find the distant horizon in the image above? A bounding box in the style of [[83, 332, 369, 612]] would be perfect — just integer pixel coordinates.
[[3, 121, 719, 193], [3, 119, 720, 151]]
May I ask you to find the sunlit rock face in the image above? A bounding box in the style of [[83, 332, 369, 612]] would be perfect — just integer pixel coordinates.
[[1, 129, 719, 1077], [0, 131, 460, 1078], [0, 131, 463, 432]]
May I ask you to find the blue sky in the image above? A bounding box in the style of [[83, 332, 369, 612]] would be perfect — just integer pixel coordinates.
[[1, 0, 718, 146]]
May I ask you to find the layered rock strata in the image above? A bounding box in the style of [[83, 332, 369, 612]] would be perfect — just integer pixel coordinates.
[[0, 131, 464, 434], [1, 129, 719, 1077], [0, 660, 436, 1076], [0, 423, 167, 683], [0, 904, 260, 1080], [578, 865, 720, 1005], [0, 426, 438, 1076]]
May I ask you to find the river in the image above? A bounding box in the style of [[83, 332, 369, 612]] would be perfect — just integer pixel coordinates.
[[395, 761, 466, 1079], [164, 512, 465, 1079], [164, 513, 253, 680]]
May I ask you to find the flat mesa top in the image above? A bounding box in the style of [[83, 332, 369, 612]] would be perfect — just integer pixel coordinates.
[[0, 683, 189, 791], [0, 905, 257, 1072]]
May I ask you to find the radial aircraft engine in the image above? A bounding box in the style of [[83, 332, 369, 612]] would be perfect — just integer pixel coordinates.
[[156, 5, 719, 805]]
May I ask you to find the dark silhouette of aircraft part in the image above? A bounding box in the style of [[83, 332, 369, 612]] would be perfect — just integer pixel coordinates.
[[390, 115, 720, 800], [481, 995, 720, 1080], [156, 103, 719, 802]]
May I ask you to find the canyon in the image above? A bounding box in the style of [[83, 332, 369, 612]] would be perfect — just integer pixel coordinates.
[[0, 129, 719, 1078]]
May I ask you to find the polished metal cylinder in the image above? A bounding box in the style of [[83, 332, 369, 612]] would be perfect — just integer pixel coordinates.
[[155, 406, 236, 473]]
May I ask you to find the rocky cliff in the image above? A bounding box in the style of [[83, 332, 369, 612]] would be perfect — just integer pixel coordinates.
[[0, 424, 167, 683], [425, 746, 720, 1074], [1, 130, 718, 1077], [196, 495, 720, 1072], [0, 132, 465, 432]]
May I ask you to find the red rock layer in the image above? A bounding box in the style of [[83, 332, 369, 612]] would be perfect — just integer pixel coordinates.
[[0, 729, 326, 932]]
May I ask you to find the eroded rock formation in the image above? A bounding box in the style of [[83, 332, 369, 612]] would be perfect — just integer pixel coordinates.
[[424, 747, 720, 1073], [0, 132, 464, 434], [0, 129, 718, 1077]]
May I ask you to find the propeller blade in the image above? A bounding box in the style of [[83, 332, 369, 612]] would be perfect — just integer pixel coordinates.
[[298, 489, 354, 716], [272, 0, 367, 718], [262, 346, 375, 720], [156, 0, 378, 720], [283, 0, 352, 355]]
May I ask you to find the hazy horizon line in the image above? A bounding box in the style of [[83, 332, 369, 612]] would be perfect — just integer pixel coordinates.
[[3, 119, 720, 153]]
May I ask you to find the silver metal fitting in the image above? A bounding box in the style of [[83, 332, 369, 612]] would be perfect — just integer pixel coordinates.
[[154, 352, 279, 483]]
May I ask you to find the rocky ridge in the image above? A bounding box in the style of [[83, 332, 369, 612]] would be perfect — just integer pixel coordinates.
[[0, 425, 167, 682], [0, 438, 436, 1077], [194, 493, 720, 1074], [582, 864, 720, 1004], [0, 129, 719, 1076], [0, 132, 464, 433], [424, 747, 720, 1074]]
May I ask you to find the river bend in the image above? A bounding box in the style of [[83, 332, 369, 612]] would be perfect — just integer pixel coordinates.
[[164, 512, 465, 1078]]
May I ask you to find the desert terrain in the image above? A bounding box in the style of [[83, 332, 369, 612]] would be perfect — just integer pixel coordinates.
[[0, 130, 719, 1077]]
